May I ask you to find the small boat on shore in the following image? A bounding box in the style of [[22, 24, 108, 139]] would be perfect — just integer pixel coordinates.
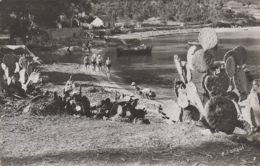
[[117, 45, 153, 55]]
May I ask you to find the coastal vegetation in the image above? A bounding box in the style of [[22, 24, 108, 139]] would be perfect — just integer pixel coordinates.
[[0, 0, 259, 32]]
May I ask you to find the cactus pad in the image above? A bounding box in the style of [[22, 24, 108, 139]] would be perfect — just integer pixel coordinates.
[[28, 71, 40, 84], [19, 56, 28, 69], [187, 46, 197, 71], [204, 69, 230, 97], [233, 45, 247, 64], [204, 96, 238, 134], [177, 88, 189, 108], [225, 56, 236, 77], [201, 73, 210, 96], [198, 28, 218, 50], [224, 50, 243, 66], [222, 91, 239, 103], [234, 67, 253, 96], [185, 63, 192, 82], [181, 105, 200, 122], [190, 49, 214, 73], [3, 54, 15, 68], [173, 54, 183, 76]]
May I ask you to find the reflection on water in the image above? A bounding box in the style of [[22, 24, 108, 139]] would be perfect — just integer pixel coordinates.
[[106, 30, 260, 101], [117, 54, 152, 64]]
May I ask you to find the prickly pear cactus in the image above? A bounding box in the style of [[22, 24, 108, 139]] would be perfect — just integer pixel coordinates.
[[234, 66, 253, 96], [225, 56, 236, 77], [224, 50, 243, 66], [190, 49, 214, 73], [233, 45, 247, 64], [198, 28, 218, 50], [204, 96, 238, 134], [204, 69, 230, 97]]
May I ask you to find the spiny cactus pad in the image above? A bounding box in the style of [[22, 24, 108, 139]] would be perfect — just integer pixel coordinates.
[[204, 69, 230, 97], [3, 54, 15, 68], [233, 45, 247, 64], [198, 28, 218, 50], [234, 67, 253, 96], [190, 49, 214, 73], [224, 50, 243, 66], [204, 96, 238, 134], [225, 56, 236, 77]]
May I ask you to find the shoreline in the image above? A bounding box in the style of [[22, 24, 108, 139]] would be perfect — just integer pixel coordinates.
[[109, 26, 260, 40]]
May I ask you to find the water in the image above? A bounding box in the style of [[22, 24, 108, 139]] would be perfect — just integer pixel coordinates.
[[104, 30, 260, 102]]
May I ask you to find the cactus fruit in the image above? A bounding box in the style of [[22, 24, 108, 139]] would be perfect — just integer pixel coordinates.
[[204, 96, 238, 134], [190, 49, 214, 73], [198, 28, 218, 50], [204, 69, 230, 97], [224, 50, 243, 66], [233, 45, 247, 64], [234, 66, 253, 96], [225, 56, 236, 77]]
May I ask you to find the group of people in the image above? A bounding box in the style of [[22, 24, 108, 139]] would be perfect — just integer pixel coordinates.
[[84, 53, 112, 76]]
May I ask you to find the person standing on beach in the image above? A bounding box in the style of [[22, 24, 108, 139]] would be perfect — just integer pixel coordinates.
[[96, 54, 103, 74], [67, 46, 72, 56], [91, 53, 97, 72], [105, 57, 112, 77], [84, 54, 90, 73]]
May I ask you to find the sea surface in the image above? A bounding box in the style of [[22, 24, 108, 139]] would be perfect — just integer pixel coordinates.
[[105, 30, 260, 102]]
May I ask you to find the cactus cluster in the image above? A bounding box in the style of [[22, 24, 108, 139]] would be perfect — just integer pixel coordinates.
[[173, 27, 259, 134], [0, 46, 42, 96]]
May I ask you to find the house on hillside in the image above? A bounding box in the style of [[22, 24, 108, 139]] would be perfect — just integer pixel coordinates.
[[91, 17, 104, 27], [98, 16, 115, 27]]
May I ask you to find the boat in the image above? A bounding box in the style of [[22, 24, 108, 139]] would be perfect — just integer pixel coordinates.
[[117, 45, 153, 56]]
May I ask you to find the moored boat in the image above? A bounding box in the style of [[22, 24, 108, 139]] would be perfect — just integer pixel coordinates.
[[117, 45, 153, 55]]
